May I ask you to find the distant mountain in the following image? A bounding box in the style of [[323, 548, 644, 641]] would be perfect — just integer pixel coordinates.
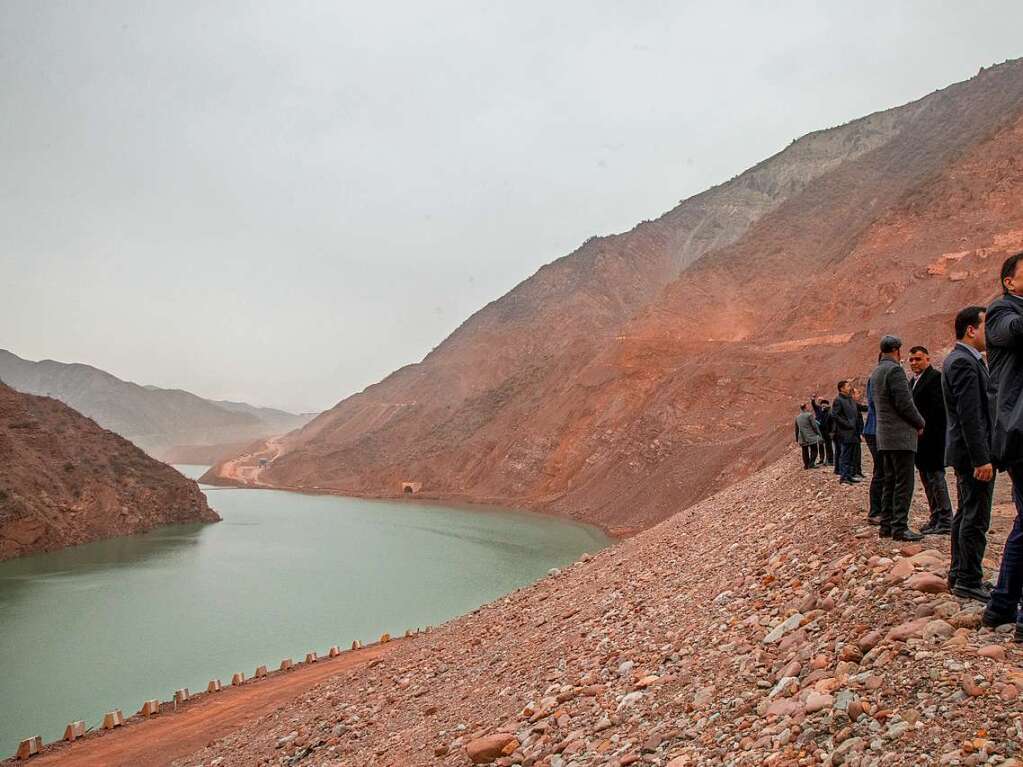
[[205, 58, 1023, 534], [0, 350, 316, 462], [0, 382, 220, 560]]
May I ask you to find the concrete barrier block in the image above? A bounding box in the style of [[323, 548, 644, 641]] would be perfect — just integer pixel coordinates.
[[231, 672, 245, 686], [174, 688, 190, 705], [279, 658, 293, 671], [102, 710, 125, 730], [207, 679, 222, 693], [328, 645, 341, 657], [255, 665, 268, 678], [63, 721, 85, 742], [16, 736, 42, 760], [138, 700, 160, 717], [304, 652, 317, 664], [379, 632, 391, 644]]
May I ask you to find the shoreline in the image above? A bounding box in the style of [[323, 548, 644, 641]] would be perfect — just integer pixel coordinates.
[[1, 639, 397, 766], [196, 473, 635, 540]]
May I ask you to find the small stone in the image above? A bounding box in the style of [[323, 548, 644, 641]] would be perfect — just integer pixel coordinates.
[[763, 613, 803, 644], [978, 645, 1006, 661], [466, 734, 518, 764], [905, 572, 949, 594]]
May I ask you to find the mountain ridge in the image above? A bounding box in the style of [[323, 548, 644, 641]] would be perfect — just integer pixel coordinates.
[[0, 349, 315, 463], [204, 58, 1023, 532]]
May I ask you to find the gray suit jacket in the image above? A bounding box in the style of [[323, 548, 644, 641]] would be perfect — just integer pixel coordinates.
[[794, 411, 822, 446], [869, 357, 925, 452]]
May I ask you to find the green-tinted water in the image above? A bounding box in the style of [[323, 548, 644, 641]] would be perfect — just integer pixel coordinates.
[[0, 466, 608, 755]]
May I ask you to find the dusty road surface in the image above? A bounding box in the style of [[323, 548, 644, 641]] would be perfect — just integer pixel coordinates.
[[13, 641, 394, 767]]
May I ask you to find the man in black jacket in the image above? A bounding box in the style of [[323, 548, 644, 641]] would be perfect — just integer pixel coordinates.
[[831, 381, 865, 485], [868, 335, 926, 541], [943, 307, 995, 603], [984, 253, 1023, 636], [909, 346, 952, 534]]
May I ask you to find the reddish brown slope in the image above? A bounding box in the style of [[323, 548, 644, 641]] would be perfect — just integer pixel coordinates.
[[0, 383, 219, 560], [204, 60, 1023, 533]]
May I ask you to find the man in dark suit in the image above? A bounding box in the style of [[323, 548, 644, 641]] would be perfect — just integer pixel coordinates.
[[984, 252, 1023, 636], [831, 381, 866, 486], [909, 346, 952, 534], [942, 307, 995, 603], [868, 335, 926, 541]]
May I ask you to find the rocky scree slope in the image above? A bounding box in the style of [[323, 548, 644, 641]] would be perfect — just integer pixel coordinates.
[[0, 349, 313, 463], [204, 60, 1023, 534], [0, 382, 219, 560], [179, 451, 1023, 767]]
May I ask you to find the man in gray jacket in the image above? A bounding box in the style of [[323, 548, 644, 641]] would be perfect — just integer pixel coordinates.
[[868, 335, 926, 541], [794, 403, 824, 469]]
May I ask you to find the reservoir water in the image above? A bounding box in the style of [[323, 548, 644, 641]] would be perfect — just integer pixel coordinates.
[[0, 466, 609, 756]]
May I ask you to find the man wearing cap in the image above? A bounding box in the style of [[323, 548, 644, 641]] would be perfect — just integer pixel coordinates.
[[868, 335, 926, 541]]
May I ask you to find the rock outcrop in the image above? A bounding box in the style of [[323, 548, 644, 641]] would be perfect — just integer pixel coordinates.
[[205, 59, 1023, 534], [0, 349, 315, 463], [0, 383, 220, 560], [177, 452, 1023, 766]]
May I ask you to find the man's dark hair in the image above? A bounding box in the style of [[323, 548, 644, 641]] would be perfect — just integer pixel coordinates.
[[837, 380, 848, 393], [908, 345, 929, 355], [955, 305, 986, 340], [819, 399, 830, 406], [879, 335, 902, 353], [1001, 252, 1023, 294], [799, 403, 808, 411]]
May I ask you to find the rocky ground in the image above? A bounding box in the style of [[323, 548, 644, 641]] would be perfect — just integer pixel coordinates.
[[175, 452, 1023, 767]]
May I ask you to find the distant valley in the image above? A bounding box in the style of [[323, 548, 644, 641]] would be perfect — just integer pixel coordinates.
[[0, 349, 316, 464]]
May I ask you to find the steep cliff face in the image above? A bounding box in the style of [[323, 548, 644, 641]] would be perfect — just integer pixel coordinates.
[[0, 383, 220, 560], [204, 60, 1023, 532], [0, 350, 314, 462]]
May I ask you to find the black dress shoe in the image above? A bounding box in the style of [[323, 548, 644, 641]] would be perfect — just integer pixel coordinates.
[[879, 530, 893, 539], [854, 473, 866, 480], [839, 479, 856, 486], [953, 584, 992, 603], [893, 530, 924, 542], [982, 607, 1018, 628], [867, 516, 881, 526], [930, 526, 952, 535]]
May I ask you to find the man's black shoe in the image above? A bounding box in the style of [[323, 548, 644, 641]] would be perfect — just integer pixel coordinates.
[[839, 478, 856, 486], [952, 584, 992, 603], [930, 526, 952, 535], [866, 516, 881, 526], [1015, 624, 1023, 644], [982, 607, 1018, 628], [854, 473, 866, 479], [879, 530, 893, 539], [893, 530, 924, 542]]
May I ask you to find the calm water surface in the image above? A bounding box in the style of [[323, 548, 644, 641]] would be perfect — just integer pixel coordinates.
[[0, 466, 608, 755]]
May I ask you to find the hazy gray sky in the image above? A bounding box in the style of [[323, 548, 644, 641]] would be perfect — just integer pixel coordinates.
[[2, 2, 1021, 412]]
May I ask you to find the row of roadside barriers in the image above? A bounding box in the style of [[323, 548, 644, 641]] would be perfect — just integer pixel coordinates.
[[14, 628, 426, 761]]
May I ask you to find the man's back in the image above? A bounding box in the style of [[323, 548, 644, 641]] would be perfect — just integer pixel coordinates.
[[869, 358, 924, 452], [986, 294, 1023, 466]]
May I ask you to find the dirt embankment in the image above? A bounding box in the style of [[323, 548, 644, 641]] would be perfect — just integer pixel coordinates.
[[177, 451, 1023, 766]]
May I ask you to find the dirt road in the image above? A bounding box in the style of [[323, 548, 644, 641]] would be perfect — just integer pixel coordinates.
[[15, 642, 394, 767]]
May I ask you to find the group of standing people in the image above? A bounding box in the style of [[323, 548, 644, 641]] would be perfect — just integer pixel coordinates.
[[794, 252, 1023, 639]]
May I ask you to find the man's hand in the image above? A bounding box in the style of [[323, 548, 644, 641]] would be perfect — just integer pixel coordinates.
[[974, 463, 994, 482], [917, 428, 925, 437]]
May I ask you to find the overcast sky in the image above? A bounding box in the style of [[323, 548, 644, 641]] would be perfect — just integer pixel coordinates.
[[2, 2, 1021, 412]]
